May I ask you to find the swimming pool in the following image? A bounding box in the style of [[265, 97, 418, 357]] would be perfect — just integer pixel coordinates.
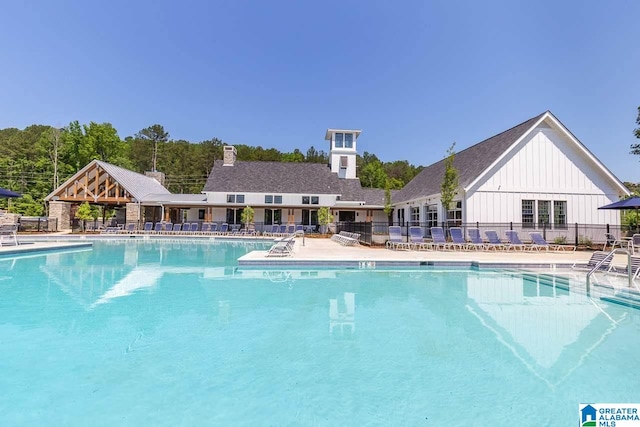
[[1, 240, 638, 425]]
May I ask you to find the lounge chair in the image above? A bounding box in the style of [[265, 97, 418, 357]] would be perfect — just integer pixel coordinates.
[[408, 226, 431, 250], [153, 222, 163, 234], [331, 231, 360, 246], [143, 222, 153, 233], [604, 233, 626, 251], [430, 227, 449, 250], [505, 230, 529, 251], [484, 230, 506, 250], [467, 228, 486, 250], [571, 251, 611, 271], [172, 223, 182, 233], [188, 223, 199, 234], [449, 227, 468, 250], [266, 236, 295, 257], [219, 223, 229, 235], [286, 224, 296, 235], [633, 234, 640, 255], [529, 232, 574, 251], [0, 224, 18, 246], [295, 224, 304, 237], [201, 223, 211, 234], [608, 256, 640, 280], [264, 224, 279, 237], [277, 224, 287, 236], [386, 226, 409, 250]]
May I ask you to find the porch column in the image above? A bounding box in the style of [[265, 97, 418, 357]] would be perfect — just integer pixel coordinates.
[[48, 200, 72, 231], [125, 203, 141, 228]]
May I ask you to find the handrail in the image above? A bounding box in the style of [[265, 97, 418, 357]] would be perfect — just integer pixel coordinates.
[[586, 248, 632, 291]]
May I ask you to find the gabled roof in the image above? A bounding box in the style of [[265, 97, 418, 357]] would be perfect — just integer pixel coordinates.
[[94, 161, 170, 200], [204, 160, 346, 194], [395, 112, 546, 203], [45, 159, 170, 202]]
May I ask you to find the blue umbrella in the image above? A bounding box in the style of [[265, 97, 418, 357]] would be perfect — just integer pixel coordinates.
[[0, 187, 22, 198], [598, 196, 640, 210]]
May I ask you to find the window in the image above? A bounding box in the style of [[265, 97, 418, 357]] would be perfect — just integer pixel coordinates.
[[554, 201, 567, 228], [340, 156, 348, 168], [537, 201, 550, 225], [302, 196, 310, 204], [226, 208, 244, 225], [274, 195, 282, 204], [264, 209, 282, 225], [411, 207, 420, 225], [311, 196, 319, 205], [522, 200, 534, 228], [426, 204, 438, 228], [265, 195, 273, 204], [302, 209, 318, 225], [335, 133, 344, 148], [198, 209, 205, 220], [344, 133, 353, 148], [226, 194, 244, 204], [447, 201, 462, 226]]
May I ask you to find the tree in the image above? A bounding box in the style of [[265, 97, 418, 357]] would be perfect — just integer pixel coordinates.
[[317, 207, 334, 234], [75, 202, 94, 232], [440, 142, 459, 222], [632, 106, 640, 157], [84, 122, 123, 164], [61, 120, 92, 171], [37, 127, 64, 189], [383, 181, 393, 224], [136, 124, 169, 172], [360, 160, 388, 188], [240, 205, 255, 228]]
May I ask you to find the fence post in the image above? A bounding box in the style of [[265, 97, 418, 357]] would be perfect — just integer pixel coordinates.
[[574, 223, 579, 247], [542, 221, 546, 240], [606, 224, 610, 234], [510, 222, 513, 231], [405, 222, 409, 242]]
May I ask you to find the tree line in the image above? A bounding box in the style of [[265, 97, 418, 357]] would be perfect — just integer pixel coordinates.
[[0, 122, 423, 215]]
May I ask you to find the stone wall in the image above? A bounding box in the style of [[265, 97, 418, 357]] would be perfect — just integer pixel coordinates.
[[48, 201, 71, 231], [126, 203, 140, 226]]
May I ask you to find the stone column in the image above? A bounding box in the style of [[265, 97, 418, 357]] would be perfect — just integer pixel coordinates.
[[125, 203, 141, 228], [48, 201, 71, 231]]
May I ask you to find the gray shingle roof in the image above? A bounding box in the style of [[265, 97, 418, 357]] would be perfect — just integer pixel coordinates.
[[95, 160, 171, 201], [395, 112, 546, 203], [204, 161, 346, 194]]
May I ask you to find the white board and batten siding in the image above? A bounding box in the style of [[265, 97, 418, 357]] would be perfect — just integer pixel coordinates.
[[466, 124, 624, 225]]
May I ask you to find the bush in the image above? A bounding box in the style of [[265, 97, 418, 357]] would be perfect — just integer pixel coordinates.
[[553, 235, 567, 245], [578, 235, 593, 247]]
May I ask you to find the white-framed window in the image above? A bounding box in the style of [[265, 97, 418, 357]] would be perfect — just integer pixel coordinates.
[[226, 208, 243, 224], [426, 204, 438, 228], [227, 194, 244, 204], [265, 195, 273, 204], [522, 200, 534, 228], [311, 196, 319, 205], [344, 133, 353, 148], [264, 209, 282, 225], [411, 207, 420, 225], [554, 201, 567, 228], [265, 195, 282, 204], [447, 201, 462, 226], [537, 200, 550, 225], [335, 133, 344, 148]]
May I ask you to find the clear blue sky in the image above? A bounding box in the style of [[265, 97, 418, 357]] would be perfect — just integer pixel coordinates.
[[1, 0, 639, 182]]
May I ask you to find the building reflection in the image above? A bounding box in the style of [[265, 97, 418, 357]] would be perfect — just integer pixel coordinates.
[[329, 292, 355, 337], [466, 272, 625, 386]]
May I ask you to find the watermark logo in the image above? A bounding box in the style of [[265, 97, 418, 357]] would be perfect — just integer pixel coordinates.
[[580, 404, 640, 426]]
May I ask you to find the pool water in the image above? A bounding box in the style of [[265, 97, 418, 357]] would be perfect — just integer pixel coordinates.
[[0, 240, 638, 426]]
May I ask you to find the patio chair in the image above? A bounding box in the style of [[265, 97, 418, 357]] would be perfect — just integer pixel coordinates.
[[571, 251, 611, 271], [408, 226, 431, 250], [504, 230, 529, 251], [295, 224, 304, 237], [143, 222, 153, 233], [278, 224, 287, 236], [219, 223, 229, 235], [467, 228, 486, 250], [632, 234, 640, 255], [264, 224, 278, 237], [603, 233, 626, 251], [153, 222, 163, 234], [266, 236, 295, 257], [529, 232, 574, 251], [286, 224, 296, 235], [386, 226, 409, 250], [201, 223, 211, 234], [608, 255, 640, 280], [0, 224, 18, 246], [172, 223, 182, 233], [429, 227, 449, 250], [449, 227, 468, 250], [189, 223, 199, 234], [484, 230, 506, 250], [210, 223, 219, 234]]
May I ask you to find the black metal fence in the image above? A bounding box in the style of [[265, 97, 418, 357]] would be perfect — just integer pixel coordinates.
[[368, 221, 639, 246], [18, 216, 56, 232], [336, 221, 373, 245]]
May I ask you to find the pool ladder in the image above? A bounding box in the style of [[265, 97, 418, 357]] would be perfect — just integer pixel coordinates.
[[585, 248, 633, 291]]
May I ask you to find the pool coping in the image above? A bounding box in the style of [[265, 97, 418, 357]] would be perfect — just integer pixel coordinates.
[[0, 241, 93, 256]]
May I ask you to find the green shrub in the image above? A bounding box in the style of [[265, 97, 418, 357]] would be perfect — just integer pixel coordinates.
[[553, 235, 567, 245], [578, 235, 593, 246]]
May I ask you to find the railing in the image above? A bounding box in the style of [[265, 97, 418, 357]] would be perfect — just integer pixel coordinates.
[[586, 248, 633, 291], [336, 221, 372, 245], [18, 216, 56, 232]]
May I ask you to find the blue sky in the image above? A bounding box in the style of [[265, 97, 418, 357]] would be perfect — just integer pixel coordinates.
[[1, 0, 639, 182]]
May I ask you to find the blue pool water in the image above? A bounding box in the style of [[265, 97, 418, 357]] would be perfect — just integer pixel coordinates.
[[0, 240, 639, 426]]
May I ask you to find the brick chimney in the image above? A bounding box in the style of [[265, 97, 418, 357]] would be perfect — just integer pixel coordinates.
[[223, 146, 237, 166]]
